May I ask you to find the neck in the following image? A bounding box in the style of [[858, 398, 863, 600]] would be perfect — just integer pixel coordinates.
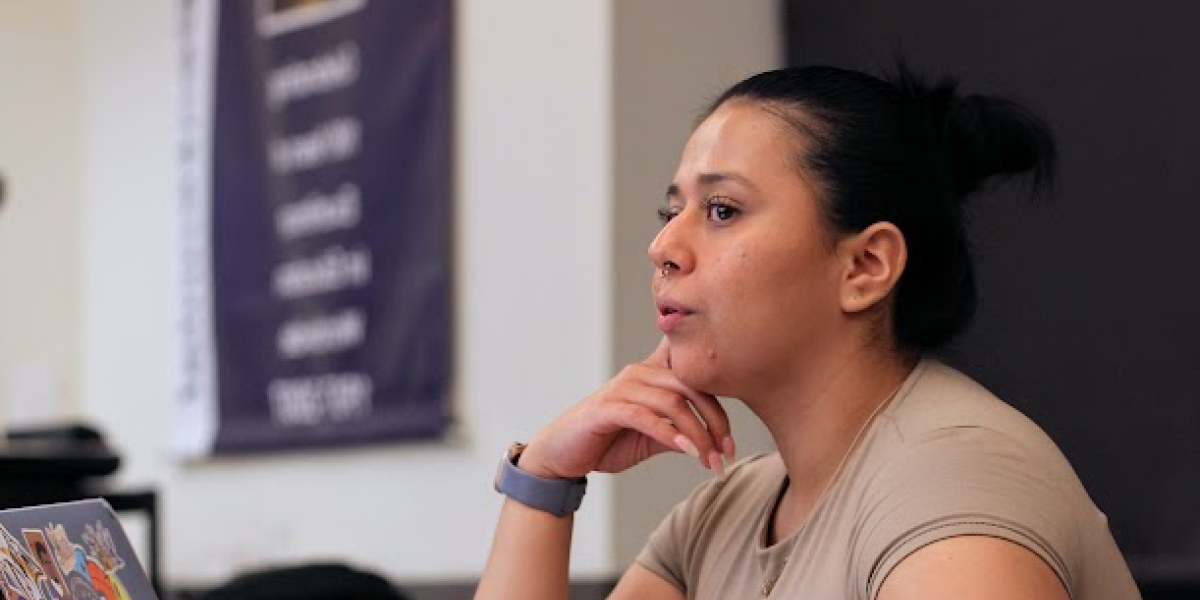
[[745, 345, 917, 543]]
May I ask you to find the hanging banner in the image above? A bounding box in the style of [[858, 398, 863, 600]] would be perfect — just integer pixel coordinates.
[[177, 0, 452, 455]]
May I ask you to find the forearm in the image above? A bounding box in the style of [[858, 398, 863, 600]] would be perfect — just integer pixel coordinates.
[[474, 337, 726, 599], [474, 497, 573, 600]]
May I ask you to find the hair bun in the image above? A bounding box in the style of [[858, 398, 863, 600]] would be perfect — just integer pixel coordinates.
[[944, 94, 1056, 197], [894, 69, 1057, 201]]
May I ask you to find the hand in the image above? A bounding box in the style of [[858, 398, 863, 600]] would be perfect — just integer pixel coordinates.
[[519, 338, 735, 479]]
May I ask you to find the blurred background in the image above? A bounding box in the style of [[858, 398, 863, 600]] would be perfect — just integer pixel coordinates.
[[0, 1, 1195, 598]]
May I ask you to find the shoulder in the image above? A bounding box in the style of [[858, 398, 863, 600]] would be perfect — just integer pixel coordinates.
[[886, 360, 1050, 439], [853, 359, 1107, 597], [867, 358, 1093, 523], [880, 359, 1076, 477]]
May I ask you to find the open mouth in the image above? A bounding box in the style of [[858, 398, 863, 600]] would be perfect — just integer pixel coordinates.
[[656, 299, 692, 332], [657, 300, 689, 317]]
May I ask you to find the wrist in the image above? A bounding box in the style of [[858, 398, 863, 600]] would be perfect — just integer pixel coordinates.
[[494, 443, 587, 518], [513, 444, 560, 479]]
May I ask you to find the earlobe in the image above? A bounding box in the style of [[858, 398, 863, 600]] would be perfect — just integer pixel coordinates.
[[839, 223, 907, 314]]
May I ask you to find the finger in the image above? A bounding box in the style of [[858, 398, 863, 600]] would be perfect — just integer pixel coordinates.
[[626, 363, 714, 417], [685, 394, 735, 462], [642, 336, 671, 369], [609, 402, 695, 458], [594, 427, 684, 475], [627, 387, 720, 470], [627, 365, 732, 457]]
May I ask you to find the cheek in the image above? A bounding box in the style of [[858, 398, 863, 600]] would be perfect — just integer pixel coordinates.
[[669, 237, 836, 393], [713, 243, 812, 322], [665, 249, 766, 392], [715, 244, 838, 346]]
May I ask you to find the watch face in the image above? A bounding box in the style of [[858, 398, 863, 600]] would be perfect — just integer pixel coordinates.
[[508, 442, 528, 463]]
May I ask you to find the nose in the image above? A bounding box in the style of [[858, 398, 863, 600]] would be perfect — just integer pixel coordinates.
[[647, 213, 694, 275]]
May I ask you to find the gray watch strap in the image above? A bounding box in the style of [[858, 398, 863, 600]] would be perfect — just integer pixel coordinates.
[[494, 445, 587, 517]]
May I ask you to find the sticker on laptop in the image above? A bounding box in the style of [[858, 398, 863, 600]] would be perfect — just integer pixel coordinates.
[[0, 520, 136, 600]]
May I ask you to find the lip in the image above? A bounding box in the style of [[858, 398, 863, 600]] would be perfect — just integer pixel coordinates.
[[655, 297, 694, 333]]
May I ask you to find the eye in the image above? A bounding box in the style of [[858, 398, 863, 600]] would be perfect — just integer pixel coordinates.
[[657, 206, 679, 225], [702, 196, 739, 222]]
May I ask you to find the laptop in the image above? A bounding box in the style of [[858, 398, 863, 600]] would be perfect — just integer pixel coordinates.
[[0, 499, 158, 600]]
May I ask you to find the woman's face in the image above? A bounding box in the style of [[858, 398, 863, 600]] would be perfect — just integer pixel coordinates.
[[650, 100, 848, 398]]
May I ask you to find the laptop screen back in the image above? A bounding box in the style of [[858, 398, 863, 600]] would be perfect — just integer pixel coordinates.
[[0, 499, 158, 600]]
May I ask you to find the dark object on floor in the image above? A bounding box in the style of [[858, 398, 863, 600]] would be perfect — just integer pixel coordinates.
[[198, 563, 411, 600]]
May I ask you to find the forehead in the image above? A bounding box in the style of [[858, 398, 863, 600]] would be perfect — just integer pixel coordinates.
[[672, 101, 804, 192]]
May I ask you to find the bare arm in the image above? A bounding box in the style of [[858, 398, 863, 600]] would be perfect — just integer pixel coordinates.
[[474, 339, 730, 600], [608, 564, 686, 600], [877, 536, 1071, 600], [474, 497, 574, 600], [475, 514, 685, 600]]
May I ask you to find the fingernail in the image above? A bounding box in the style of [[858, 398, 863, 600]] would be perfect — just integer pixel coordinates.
[[709, 452, 726, 477], [674, 435, 699, 459], [722, 436, 736, 462]]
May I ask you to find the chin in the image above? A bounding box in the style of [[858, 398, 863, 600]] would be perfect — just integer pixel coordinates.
[[668, 352, 731, 398]]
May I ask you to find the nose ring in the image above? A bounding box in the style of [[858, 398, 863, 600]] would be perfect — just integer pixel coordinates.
[[661, 261, 675, 278]]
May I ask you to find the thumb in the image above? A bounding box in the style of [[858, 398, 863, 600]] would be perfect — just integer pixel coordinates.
[[644, 336, 671, 369]]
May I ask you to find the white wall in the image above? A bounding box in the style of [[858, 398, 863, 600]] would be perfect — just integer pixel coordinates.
[[77, 0, 611, 586], [2, 0, 780, 588], [0, 0, 82, 427]]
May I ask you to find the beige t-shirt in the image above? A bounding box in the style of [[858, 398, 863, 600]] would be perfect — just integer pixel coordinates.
[[636, 359, 1140, 599]]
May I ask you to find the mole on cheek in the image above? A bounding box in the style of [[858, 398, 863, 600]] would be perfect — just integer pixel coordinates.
[[707, 348, 717, 360]]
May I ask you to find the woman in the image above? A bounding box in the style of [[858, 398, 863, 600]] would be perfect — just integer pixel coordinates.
[[476, 65, 1141, 599]]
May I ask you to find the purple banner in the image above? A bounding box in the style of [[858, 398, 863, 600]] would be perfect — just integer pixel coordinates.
[[205, 0, 452, 453]]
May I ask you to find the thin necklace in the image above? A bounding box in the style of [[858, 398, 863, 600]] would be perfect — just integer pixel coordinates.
[[761, 381, 905, 597]]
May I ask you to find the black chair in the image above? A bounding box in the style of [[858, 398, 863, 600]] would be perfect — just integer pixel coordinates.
[[198, 563, 411, 600]]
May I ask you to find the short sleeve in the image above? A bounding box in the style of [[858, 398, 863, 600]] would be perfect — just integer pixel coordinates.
[[855, 426, 1082, 599], [633, 454, 775, 594], [634, 472, 727, 593]]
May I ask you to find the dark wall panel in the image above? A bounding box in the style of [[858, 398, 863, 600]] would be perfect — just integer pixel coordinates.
[[785, 0, 1200, 587]]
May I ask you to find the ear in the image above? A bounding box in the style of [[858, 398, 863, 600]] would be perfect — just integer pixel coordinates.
[[837, 222, 907, 314]]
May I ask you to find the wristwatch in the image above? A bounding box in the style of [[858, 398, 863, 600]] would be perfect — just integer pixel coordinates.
[[493, 442, 587, 518]]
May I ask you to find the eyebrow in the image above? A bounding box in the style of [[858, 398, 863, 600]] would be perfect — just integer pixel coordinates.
[[665, 171, 756, 200]]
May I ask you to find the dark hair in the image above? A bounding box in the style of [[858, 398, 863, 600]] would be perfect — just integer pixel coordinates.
[[708, 65, 1055, 350]]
